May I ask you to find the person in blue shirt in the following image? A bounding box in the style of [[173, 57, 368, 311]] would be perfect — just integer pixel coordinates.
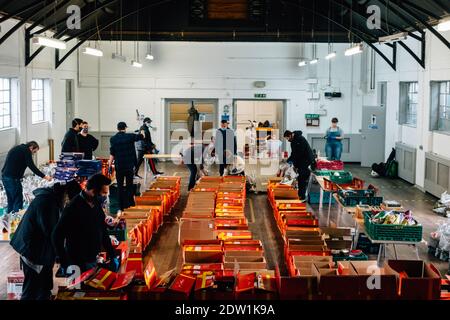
[[324, 118, 344, 161]]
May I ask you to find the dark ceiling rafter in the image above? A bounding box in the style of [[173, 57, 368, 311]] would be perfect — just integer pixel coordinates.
[[329, 0, 403, 35], [25, 0, 119, 66], [432, 0, 450, 13], [56, 0, 177, 68], [332, 0, 426, 68], [26, 0, 72, 33], [0, 0, 16, 11], [0, 0, 52, 46], [401, 0, 441, 20], [376, 0, 424, 35], [388, 0, 450, 50], [0, 0, 44, 24], [54, 0, 119, 38], [282, 0, 397, 70], [24, 0, 73, 66]]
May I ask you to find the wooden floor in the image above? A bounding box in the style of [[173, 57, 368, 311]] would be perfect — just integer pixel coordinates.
[[1, 162, 449, 299]]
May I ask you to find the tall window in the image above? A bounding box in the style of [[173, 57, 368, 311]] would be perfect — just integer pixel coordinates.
[[31, 79, 45, 124], [438, 81, 450, 131], [430, 81, 450, 133], [0, 78, 12, 129], [399, 82, 418, 127]]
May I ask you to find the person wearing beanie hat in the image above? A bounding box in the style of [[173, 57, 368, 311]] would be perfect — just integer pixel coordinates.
[[135, 117, 163, 178], [109, 122, 144, 211]]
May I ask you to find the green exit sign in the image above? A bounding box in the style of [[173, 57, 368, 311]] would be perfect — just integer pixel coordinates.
[[254, 93, 267, 98], [305, 113, 320, 119]]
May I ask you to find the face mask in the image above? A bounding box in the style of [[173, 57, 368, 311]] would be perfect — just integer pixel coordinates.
[[82, 128, 88, 134], [96, 195, 108, 206]]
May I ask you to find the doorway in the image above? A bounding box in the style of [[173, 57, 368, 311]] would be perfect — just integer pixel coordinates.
[[360, 82, 387, 167], [233, 100, 286, 156], [165, 99, 218, 153]]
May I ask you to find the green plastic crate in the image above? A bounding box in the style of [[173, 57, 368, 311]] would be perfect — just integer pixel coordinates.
[[329, 172, 353, 184], [308, 191, 336, 204], [313, 170, 346, 177], [363, 212, 422, 242], [338, 195, 383, 207], [333, 253, 369, 263]]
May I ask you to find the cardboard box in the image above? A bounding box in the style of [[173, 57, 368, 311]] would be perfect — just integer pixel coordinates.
[[351, 261, 399, 300], [125, 253, 144, 279], [387, 260, 441, 300], [279, 275, 318, 300], [224, 261, 267, 270], [314, 262, 360, 300], [179, 218, 216, 244], [7, 272, 24, 300], [273, 189, 299, 200], [183, 243, 224, 264]]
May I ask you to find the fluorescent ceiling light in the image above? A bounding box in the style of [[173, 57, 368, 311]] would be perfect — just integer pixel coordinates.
[[112, 53, 127, 62], [83, 47, 103, 57], [131, 60, 143, 68], [378, 32, 408, 43], [437, 17, 450, 32], [145, 54, 154, 60], [32, 36, 67, 50], [309, 58, 319, 64], [298, 60, 307, 67], [345, 43, 363, 56], [325, 52, 336, 60]]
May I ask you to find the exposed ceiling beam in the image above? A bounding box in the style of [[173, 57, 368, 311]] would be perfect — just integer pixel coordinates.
[[0, 0, 45, 24], [376, 0, 424, 35], [53, 0, 118, 38], [26, 0, 72, 33], [56, 0, 177, 68], [401, 0, 441, 20], [282, 0, 396, 70], [389, 0, 450, 50], [0, 1, 50, 46]]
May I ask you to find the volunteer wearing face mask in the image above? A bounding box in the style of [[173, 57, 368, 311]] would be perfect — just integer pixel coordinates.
[[10, 181, 81, 300], [135, 117, 163, 178], [52, 174, 118, 273], [61, 118, 83, 153], [78, 121, 99, 160], [324, 117, 344, 161], [283, 130, 315, 200]]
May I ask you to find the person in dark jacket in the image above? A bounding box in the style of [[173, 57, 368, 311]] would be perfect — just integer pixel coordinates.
[[109, 122, 144, 211], [182, 138, 205, 191], [61, 118, 83, 153], [135, 117, 163, 178], [52, 174, 117, 273], [1, 141, 52, 213], [215, 120, 237, 176], [10, 181, 81, 300], [284, 130, 315, 200], [78, 121, 99, 159]]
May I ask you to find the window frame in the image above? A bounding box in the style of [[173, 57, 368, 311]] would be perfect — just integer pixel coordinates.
[[430, 81, 450, 134], [399, 81, 418, 128], [31, 78, 46, 124], [0, 78, 12, 130]]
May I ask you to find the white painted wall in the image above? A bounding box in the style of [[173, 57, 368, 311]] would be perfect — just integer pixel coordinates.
[[0, 19, 78, 168], [78, 41, 364, 153], [362, 30, 450, 189]]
